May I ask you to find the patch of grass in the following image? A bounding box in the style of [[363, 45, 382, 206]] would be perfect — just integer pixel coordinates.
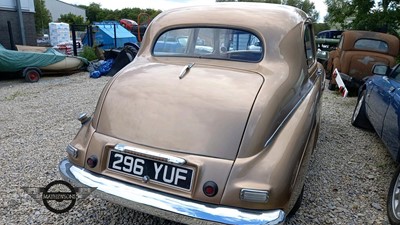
[[79, 46, 98, 61], [4, 91, 22, 101]]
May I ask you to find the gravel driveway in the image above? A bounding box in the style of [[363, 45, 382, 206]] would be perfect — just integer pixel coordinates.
[[0, 73, 397, 224]]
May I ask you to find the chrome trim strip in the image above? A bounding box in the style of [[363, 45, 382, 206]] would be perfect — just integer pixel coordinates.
[[59, 159, 285, 225], [114, 144, 186, 165], [264, 84, 313, 148]]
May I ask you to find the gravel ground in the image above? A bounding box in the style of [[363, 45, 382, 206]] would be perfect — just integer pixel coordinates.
[[0, 73, 397, 224]]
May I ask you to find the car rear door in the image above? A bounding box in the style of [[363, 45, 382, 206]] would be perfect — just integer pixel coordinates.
[[381, 65, 400, 161], [366, 75, 393, 136]]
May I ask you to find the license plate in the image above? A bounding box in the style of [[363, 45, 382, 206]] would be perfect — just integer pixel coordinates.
[[107, 150, 194, 191]]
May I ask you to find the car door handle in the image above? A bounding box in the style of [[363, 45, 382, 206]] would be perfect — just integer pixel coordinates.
[[389, 86, 396, 93]]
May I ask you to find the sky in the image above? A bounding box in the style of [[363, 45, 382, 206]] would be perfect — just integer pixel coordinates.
[[62, 0, 328, 22]]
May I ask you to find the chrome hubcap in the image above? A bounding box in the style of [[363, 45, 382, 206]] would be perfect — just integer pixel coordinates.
[[393, 172, 400, 219]]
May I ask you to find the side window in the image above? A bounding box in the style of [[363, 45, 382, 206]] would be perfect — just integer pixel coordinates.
[[392, 65, 400, 82], [304, 24, 315, 66]]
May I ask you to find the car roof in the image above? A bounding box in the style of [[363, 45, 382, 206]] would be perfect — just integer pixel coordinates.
[[341, 30, 400, 56], [135, 2, 311, 75], [145, 3, 308, 39]]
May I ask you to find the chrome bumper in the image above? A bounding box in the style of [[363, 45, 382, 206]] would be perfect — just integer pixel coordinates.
[[59, 159, 285, 225]]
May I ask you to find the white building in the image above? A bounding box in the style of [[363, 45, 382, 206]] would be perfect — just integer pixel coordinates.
[[0, 0, 35, 12], [44, 0, 86, 22], [0, 0, 36, 48]]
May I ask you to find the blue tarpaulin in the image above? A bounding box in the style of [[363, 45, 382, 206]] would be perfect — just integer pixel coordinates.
[[82, 21, 138, 49]]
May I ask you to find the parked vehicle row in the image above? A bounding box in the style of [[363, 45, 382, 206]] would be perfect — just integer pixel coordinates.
[[351, 63, 400, 225], [321, 26, 400, 225]]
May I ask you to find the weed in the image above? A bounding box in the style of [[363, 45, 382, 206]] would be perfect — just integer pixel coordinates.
[[4, 91, 22, 101]]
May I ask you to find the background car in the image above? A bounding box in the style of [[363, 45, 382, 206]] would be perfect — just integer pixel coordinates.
[[59, 3, 324, 224], [315, 30, 342, 70], [119, 18, 138, 30], [317, 30, 343, 39], [351, 63, 400, 225], [327, 30, 399, 91]]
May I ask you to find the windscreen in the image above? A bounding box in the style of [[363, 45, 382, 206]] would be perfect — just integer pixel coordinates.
[[153, 27, 263, 62]]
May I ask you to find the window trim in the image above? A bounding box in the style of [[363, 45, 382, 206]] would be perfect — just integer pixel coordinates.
[[303, 23, 316, 67], [151, 26, 264, 63]]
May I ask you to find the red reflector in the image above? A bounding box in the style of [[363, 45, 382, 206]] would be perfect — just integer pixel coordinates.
[[205, 186, 214, 195], [203, 181, 218, 197], [87, 156, 98, 168]]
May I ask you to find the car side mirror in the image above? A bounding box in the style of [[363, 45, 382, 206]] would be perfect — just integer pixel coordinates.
[[372, 64, 389, 76]]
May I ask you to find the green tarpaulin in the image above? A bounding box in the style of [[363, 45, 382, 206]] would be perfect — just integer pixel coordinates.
[[0, 45, 66, 72]]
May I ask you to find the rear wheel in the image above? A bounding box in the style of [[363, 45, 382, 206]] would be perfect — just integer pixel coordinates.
[[124, 45, 138, 62], [351, 90, 372, 130], [328, 83, 336, 90], [23, 67, 41, 83], [326, 65, 333, 80], [388, 165, 400, 225]]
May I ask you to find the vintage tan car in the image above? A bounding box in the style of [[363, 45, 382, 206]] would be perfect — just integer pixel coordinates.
[[59, 3, 324, 224], [327, 30, 399, 91]]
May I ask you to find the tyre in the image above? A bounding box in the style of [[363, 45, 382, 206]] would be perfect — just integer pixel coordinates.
[[351, 90, 372, 130], [328, 83, 336, 90], [124, 45, 138, 62], [287, 186, 304, 218], [23, 67, 41, 83], [388, 165, 400, 225], [326, 66, 333, 80]]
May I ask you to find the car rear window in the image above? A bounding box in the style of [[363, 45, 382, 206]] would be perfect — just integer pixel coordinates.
[[354, 39, 389, 52], [153, 27, 263, 62]]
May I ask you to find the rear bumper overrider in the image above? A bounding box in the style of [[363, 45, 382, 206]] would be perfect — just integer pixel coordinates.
[[59, 158, 285, 225]]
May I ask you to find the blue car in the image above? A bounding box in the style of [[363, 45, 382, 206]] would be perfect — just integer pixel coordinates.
[[351, 63, 400, 225]]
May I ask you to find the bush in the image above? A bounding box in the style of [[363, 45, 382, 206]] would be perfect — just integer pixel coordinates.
[[79, 46, 98, 61]]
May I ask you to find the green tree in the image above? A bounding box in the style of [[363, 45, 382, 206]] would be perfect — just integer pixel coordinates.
[[80, 3, 104, 23], [324, 0, 353, 28], [314, 22, 331, 34], [325, 0, 400, 36], [34, 0, 52, 35], [284, 0, 319, 21], [79, 3, 162, 25], [215, 0, 319, 21], [216, 0, 280, 2], [58, 13, 87, 31], [58, 13, 86, 25]]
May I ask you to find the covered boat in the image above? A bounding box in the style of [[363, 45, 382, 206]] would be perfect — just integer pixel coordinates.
[[0, 44, 88, 82]]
